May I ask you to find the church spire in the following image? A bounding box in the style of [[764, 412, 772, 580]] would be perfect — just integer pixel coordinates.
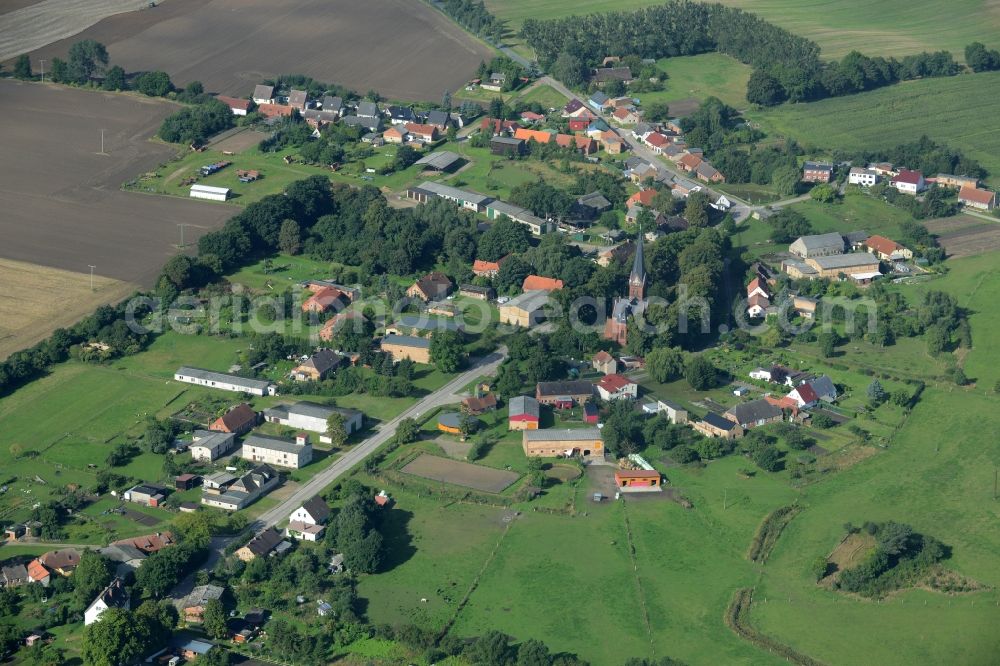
[[628, 223, 646, 300]]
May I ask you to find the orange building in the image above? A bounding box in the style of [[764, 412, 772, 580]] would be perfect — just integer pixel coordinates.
[[614, 469, 661, 489]]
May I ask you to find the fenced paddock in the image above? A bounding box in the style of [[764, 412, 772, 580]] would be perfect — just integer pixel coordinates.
[[402, 454, 519, 493]]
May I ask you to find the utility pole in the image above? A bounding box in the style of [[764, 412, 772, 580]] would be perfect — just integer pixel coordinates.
[[99, 129, 107, 155], [39, 59, 45, 83], [88, 265, 96, 291], [177, 223, 190, 248]]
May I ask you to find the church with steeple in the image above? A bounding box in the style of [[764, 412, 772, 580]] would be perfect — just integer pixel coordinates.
[[603, 226, 648, 346]]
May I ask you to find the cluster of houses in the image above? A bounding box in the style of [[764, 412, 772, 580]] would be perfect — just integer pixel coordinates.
[[838, 163, 997, 210], [691, 369, 838, 439]]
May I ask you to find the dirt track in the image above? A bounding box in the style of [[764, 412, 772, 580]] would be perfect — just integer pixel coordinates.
[[0, 80, 231, 284], [12, 0, 493, 101]]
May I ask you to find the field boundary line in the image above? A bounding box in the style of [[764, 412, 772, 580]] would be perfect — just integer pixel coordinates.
[[621, 503, 656, 655], [725, 588, 826, 666], [437, 516, 516, 642]]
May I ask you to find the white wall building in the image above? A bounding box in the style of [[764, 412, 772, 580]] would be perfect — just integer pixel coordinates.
[[241, 434, 313, 469], [84, 579, 130, 625], [190, 430, 236, 462], [174, 367, 276, 396], [263, 402, 362, 444], [848, 167, 878, 187], [189, 184, 231, 202]]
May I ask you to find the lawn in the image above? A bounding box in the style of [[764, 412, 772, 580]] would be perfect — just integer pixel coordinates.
[[130, 141, 431, 204], [637, 53, 753, 109], [751, 71, 1000, 187], [486, 0, 1000, 61], [750, 388, 1000, 665], [515, 83, 570, 110], [226, 254, 349, 292]]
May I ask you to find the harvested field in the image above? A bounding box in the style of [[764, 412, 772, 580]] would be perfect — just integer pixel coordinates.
[[923, 214, 986, 235], [0, 80, 231, 286], [0, 259, 134, 362], [402, 454, 519, 493], [0, 0, 44, 17], [923, 215, 1000, 258], [0, 0, 149, 61], [123, 509, 161, 527], [14, 0, 493, 101]]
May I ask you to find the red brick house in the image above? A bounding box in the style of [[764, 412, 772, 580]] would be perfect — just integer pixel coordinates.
[[407, 272, 453, 302], [210, 404, 258, 436]]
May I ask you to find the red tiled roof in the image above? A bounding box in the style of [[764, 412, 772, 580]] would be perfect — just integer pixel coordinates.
[[514, 128, 553, 144], [257, 103, 293, 118], [597, 374, 635, 392], [522, 275, 564, 292], [645, 132, 669, 147], [302, 286, 345, 312], [213, 403, 257, 432], [747, 293, 769, 308], [679, 153, 703, 170], [216, 95, 251, 111], [747, 277, 766, 296], [614, 469, 660, 480], [473, 259, 500, 273], [593, 350, 614, 364], [792, 383, 819, 404], [27, 559, 49, 581], [891, 169, 923, 185], [865, 235, 904, 256], [112, 531, 175, 554], [520, 111, 545, 121], [958, 186, 996, 205], [627, 189, 657, 207], [404, 122, 437, 137]]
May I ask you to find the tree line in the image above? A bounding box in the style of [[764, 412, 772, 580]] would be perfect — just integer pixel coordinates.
[[520, 1, 979, 105]]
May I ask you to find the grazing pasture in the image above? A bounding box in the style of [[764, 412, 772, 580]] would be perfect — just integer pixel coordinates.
[[486, 0, 1000, 61], [0, 81, 231, 285], [15, 0, 493, 101], [751, 72, 1000, 187]]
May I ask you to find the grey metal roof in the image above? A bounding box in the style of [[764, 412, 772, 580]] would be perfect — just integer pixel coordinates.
[[396, 315, 461, 332], [300, 495, 331, 522], [414, 151, 462, 170], [426, 109, 450, 126], [176, 367, 273, 391], [287, 89, 308, 106], [244, 434, 309, 454], [181, 584, 225, 608], [416, 180, 491, 205], [356, 101, 379, 117], [381, 334, 431, 349], [523, 428, 603, 442], [792, 233, 845, 252], [191, 431, 235, 454], [252, 84, 273, 100], [509, 395, 539, 418], [490, 136, 523, 146], [322, 95, 342, 111], [589, 91, 610, 104], [659, 398, 686, 412], [265, 401, 360, 421], [803, 161, 833, 171], [809, 375, 837, 400], [810, 253, 880, 270], [504, 289, 549, 313]]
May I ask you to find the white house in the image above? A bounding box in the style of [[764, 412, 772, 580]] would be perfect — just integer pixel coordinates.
[[848, 167, 877, 187], [252, 84, 274, 105], [262, 402, 362, 444], [890, 170, 926, 195], [749, 368, 773, 381], [595, 374, 639, 401], [787, 382, 819, 408], [84, 578, 130, 626], [286, 495, 330, 541], [241, 433, 313, 469], [174, 367, 276, 396], [711, 194, 732, 211], [190, 430, 236, 462]]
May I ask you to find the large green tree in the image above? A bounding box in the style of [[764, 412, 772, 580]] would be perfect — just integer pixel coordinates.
[[66, 39, 108, 84], [82, 608, 151, 666], [203, 599, 228, 639], [13, 54, 32, 80], [684, 355, 717, 390], [72, 552, 115, 609], [645, 347, 685, 383], [430, 330, 466, 373]]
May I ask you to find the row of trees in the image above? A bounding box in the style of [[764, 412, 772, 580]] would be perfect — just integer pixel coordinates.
[[521, 2, 967, 105]]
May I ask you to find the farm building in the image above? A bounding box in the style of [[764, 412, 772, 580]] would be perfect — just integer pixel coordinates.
[[210, 403, 259, 435], [958, 186, 997, 211], [499, 290, 550, 328], [522, 428, 604, 459], [693, 412, 743, 439], [2, 564, 27, 587], [263, 401, 362, 443], [490, 136, 525, 156], [724, 399, 783, 429], [802, 161, 833, 183], [174, 367, 276, 396], [190, 430, 236, 462], [216, 95, 251, 115], [463, 393, 498, 415], [414, 151, 463, 172], [614, 469, 662, 491], [189, 184, 230, 201], [387, 315, 463, 337], [241, 433, 313, 469], [789, 233, 845, 259], [508, 395, 540, 430], [583, 402, 599, 424], [380, 334, 431, 363], [123, 483, 168, 507], [438, 412, 471, 435], [484, 200, 550, 235], [407, 181, 490, 212], [39, 549, 80, 576], [536, 380, 594, 406], [592, 350, 618, 375], [864, 235, 913, 261], [935, 174, 978, 189], [252, 85, 274, 104], [175, 474, 200, 490], [459, 284, 494, 300]]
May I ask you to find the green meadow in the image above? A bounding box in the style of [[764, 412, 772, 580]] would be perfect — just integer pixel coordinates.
[[751, 72, 1000, 187], [487, 0, 1000, 61], [644, 53, 753, 109]]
